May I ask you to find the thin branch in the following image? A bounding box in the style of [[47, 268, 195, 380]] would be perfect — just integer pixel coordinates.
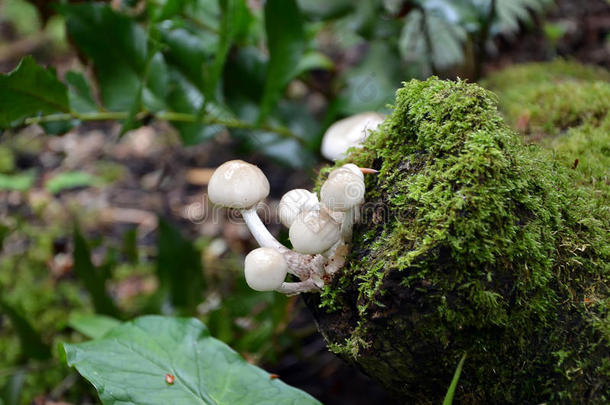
[[22, 111, 302, 143]]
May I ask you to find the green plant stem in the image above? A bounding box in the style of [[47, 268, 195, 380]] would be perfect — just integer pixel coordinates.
[[23, 111, 301, 142]]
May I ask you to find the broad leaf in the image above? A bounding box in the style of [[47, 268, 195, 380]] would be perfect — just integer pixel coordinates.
[[72, 226, 120, 317], [0, 56, 69, 127], [63, 316, 321, 405], [0, 299, 51, 360], [155, 218, 205, 313], [68, 313, 121, 339], [59, 3, 167, 112], [258, 0, 306, 122]]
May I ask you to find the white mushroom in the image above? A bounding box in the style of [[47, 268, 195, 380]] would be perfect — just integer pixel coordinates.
[[244, 248, 288, 291], [208, 160, 283, 250], [278, 189, 319, 228], [321, 165, 367, 240], [321, 112, 384, 161], [320, 166, 365, 212], [289, 207, 341, 254]]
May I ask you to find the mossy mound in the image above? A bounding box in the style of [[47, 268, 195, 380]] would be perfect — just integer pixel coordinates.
[[483, 60, 610, 204], [307, 78, 609, 403]]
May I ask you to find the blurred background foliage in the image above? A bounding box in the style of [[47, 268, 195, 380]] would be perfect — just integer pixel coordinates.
[[0, 0, 608, 403]]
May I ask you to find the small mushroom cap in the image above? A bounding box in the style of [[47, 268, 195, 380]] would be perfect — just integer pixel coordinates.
[[289, 208, 341, 254], [244, 247, 288, 291], [208, 160, 270, 209], [321, 112, 384, 161], [278, 189, 319, 228], [320, 166, 365, 211]]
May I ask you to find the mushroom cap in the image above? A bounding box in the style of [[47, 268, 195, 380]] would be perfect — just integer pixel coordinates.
[[289, 208, 341, 254], [321, 112, 384, 161], [278, 189, 319, 228], [208, 160, 270, 209], [244, 247, 288, 291], [320, 166, 365, 211]]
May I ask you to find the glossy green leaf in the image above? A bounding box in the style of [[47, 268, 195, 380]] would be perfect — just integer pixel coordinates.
[[68, 313, 121, 339], [258, 0, 305, 122], [155, 218, 204, 313], [0, 299, 51, 360], [72, 225, 120, 317], [0, 56, 69, 128], [65, 71, 98, 114], [62, 316, 321, 405], [165, 68, 224, 144], [158, 20, 217, 93], [59, 3, 167, 112]]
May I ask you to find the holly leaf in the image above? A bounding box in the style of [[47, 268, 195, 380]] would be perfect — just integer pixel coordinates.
[[59, 3, 167, 112], [62, 316, 321, 405], [0, 56, 69, 128]]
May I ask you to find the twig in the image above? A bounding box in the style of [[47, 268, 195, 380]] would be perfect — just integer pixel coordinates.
[[23, 111, 302, 143]]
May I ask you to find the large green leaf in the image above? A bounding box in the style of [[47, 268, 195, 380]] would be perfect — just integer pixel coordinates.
[[59, 3, 167, 112], [0, 56, 69, 127], [62, 316, 321, 405], [258, 0, 305, 122]]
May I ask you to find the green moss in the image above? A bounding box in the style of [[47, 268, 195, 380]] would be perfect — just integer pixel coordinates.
[[484, 61, 610, 204], [313, 78, 609, 403]]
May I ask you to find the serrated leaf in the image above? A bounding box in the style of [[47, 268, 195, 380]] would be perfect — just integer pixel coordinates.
[[0, 56, 69, 128], [258, 0, 306, 122], [65, 71, 98, 114], [62, 316, 321, 405], [59, 3, 167, 112], [68, 313, 121, 339], [0, 299, 51, 360]]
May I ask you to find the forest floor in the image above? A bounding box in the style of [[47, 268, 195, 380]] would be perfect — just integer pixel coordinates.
[[0, 0, 608, 404]]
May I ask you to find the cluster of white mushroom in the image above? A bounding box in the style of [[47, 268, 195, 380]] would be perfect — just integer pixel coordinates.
[[207, 160, 374, 295]]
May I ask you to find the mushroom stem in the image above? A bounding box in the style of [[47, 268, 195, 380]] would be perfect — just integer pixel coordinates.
[[275, 278, 321, 295], [241, 207, 286, 251]]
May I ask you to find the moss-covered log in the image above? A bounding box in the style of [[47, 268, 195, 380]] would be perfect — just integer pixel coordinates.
[[305, 77, 609, 403]]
